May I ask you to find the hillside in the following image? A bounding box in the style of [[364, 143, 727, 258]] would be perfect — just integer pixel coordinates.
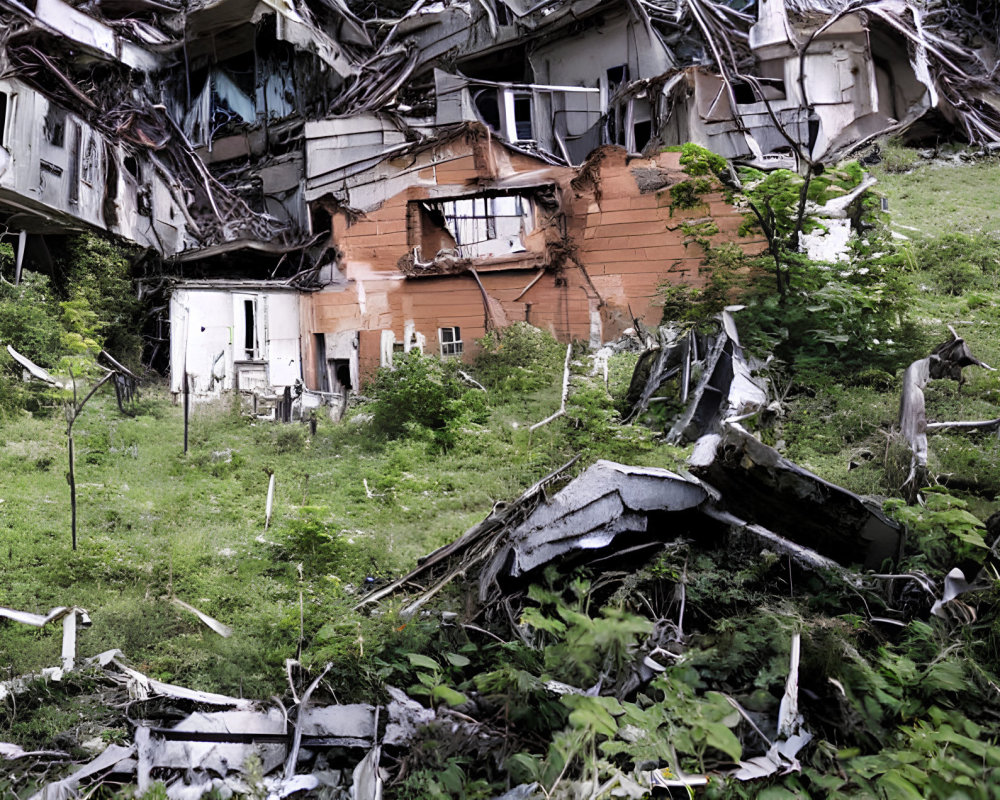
[[1, 146, 1000, 799]]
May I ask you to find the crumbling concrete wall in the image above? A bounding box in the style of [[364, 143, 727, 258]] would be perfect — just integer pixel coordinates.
[[170, 284, 303, 398], [303, 135, 762, 388]]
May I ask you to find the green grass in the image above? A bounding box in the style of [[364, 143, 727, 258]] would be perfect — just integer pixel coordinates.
[[0, 362, 686, 707], [874, 152, 1000, 237], [5, 148, 1000, 800], [781, 146, 1000, 513]]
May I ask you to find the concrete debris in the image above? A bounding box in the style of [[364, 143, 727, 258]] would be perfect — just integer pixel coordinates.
[[8, 643, 400, 799], [899, 325, 998, 497], [383, 687, 437, 747], [624, 308, 769, 441], [372, 446, 898, 620], [479, 460, 708, 589], [691, 423, 903, 569], [27, 743, 136, 800], [0, 605, 91, 673]]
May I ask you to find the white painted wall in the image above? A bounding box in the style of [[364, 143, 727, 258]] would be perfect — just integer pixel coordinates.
[[0, 78, 190, 252], [529, 13, 673, 92], [170, 286, 302, 397]]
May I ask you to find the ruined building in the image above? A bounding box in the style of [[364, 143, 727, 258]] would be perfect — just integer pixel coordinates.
[[0, 0, 996, 404]]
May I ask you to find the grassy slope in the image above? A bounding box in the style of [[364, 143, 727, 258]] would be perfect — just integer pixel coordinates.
[[0, 358, 680, 712], [782, 153, 1000, 519], [3, 150, 999, 777]]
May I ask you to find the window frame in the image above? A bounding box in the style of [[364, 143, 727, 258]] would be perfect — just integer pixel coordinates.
[[439, 326, 463, 357], [413, 191, 535, 261]]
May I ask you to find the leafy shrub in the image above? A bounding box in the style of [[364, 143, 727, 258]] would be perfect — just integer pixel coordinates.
[[885, 488, 988, 568], [0, 272, 64, 367], [669, 178, 714, 211], [369, 351, 486, 447], [276, 506, 351, 573], [0, 271, 66, 416], [738, 228, 920, 376], [679, 142, 728, 177], [659, 242, 753, 323], [564, 384, 654, 460], [272, 424, 307, 453], [60, 233, 142, 367], [473, 322, 564, 401]]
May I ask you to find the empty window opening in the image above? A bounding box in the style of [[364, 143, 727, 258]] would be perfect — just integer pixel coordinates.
[[314, 333, 329, 391], [416, 194, 532, 259], [330, 358, 352, 392], [493, 0, 511, 25], [731, 81, 758, 105], [474, 88, 533, 142], [0, 93, 7, 146], [310, 204, 332, 235], [243, 299, 258, 359], [633, 119, 652, 152], [68, 123, 82, 205], [474, 89, 502, 133], [606, 65, 629, 94], [440, 327, 463, 357], [44, 106, 66, 147], [512, 94, 533, 140]]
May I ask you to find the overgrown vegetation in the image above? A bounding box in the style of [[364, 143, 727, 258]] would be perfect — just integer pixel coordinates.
[[4, 145, 1000, 799], [660, 156, 928, 381], [0, 232, 141, 418]]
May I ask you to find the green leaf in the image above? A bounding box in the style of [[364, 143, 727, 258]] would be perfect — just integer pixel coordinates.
[[703, 721, 742, 762], [432, 685, 468, 706], [521, 606, 567, 635], [416, 671, 437, 688], [445, 652, 471, 668], [878, 769, 924, 800], [562, 696, 623, 738], [506, 753, 543, 784], [406, 653, 440, 671]]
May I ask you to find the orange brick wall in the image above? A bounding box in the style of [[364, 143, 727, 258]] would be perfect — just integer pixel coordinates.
[[305, 138, 763, 388]]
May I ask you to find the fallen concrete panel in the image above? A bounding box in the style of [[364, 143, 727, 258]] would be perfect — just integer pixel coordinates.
[[690, 425, 904, 569], [28, 743, 136, 800], [480, 460, 708, 591], [141, 709, 288, 777]]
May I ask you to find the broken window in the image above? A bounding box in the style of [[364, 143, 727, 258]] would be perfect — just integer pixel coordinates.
[[439, 327, 462, 357], [329, 359, 352, 391], [493, 0, 511, 25], [44, 105, 66, 147], [81, 136, 98, 186], [0, 93, 7, 146], [606, 96, 653, 153], [510, 93, 533, 141], [242, 299, 259, 359], [472, 88, 533, 142], [414, 194, 532, 259], [68, 123, 81, 204], [732, 77, 786, 105], [606, 65, 629, 95]]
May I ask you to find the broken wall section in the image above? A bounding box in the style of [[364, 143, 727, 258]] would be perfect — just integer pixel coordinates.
[[0, 78, 192, 253], [300, 135, 764, 389]]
